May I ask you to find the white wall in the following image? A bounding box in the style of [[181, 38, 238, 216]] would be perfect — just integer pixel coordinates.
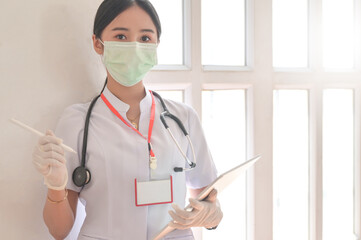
[[0, 1, 105, 239]]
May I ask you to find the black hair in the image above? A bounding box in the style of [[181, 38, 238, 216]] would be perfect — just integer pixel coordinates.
[[93, 0, 161, 40]]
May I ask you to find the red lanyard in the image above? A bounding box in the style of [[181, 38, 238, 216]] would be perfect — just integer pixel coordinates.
[[100, 90, 156, 157]]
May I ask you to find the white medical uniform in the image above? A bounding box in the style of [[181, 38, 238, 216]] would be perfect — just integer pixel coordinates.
[[55, 87, 217, 240]]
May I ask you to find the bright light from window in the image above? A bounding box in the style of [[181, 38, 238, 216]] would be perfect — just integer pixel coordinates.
[[273, 90, 309, 240], [154, 90, 183, 103], [323, 0, 354, 69], [273, 0, 308, 68], [150, 0, 183, 65], [202, 90, 247, 240], [323, 89, 354, 240], [202, 0, 246, 66]]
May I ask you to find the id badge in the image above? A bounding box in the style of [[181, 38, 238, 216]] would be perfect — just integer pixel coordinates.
[[135, 176, 173, 207]]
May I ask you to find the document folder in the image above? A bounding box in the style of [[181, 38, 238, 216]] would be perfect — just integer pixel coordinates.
[[152, 155, 261, 240]]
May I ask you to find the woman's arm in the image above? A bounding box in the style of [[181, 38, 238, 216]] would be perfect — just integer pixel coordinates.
[[32, 130, 78, 239], [43, 189, 78, 240]]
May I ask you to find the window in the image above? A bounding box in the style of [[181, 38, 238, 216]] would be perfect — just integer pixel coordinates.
[[273, 0, 308, 68], [155, 90, 184, 102], [201, 0, 246, 67], [150, 0, 183, 65], [323, 89, 354, 239], [323, 0, 355, 70], [146, 0, 361, 240], [273, 90, 309, 240], [202, 90, 247, 240]]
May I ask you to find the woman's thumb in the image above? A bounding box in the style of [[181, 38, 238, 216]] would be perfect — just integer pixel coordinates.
[[206, 189, 218, 202], [45, 130, 63, 144]]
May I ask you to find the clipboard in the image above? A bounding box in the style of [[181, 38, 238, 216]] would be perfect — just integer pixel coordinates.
[[152, 155, 261, 240]]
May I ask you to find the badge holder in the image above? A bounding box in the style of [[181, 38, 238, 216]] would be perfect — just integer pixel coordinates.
[[135, 176, 173, 207]]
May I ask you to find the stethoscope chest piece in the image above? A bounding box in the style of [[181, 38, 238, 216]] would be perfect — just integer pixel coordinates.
[[72, 166, 91, 187]]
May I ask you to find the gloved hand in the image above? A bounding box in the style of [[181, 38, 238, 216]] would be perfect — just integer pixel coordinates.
[[32, 130, 68, 190], [168, 189, 223, 230]]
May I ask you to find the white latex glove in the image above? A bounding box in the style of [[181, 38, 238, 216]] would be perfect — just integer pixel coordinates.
[[168, 189, 223, 230], [32, 130, 68, 190]]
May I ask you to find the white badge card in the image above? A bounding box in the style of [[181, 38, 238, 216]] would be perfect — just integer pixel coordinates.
[[135, 176, 173, 207]]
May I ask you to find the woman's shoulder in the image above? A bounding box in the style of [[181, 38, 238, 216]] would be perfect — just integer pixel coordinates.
[[55, 102, 91, 136], [59, 102, 91, 121]]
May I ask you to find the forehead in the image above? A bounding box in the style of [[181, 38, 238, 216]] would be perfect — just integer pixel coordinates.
[[106, 5, 156, 31]]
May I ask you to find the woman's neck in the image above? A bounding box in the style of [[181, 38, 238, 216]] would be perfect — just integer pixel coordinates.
[[106, 76, 146, 105]]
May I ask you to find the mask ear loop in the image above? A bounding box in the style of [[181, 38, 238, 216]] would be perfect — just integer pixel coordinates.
[[98, 38, 106, 63]]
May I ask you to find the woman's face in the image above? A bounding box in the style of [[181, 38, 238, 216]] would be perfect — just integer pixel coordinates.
[[93, 5, 158, 54]]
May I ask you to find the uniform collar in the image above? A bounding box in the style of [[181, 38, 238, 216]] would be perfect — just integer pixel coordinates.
[[139, 87, 152, 113], [102, 86, 152, 114]]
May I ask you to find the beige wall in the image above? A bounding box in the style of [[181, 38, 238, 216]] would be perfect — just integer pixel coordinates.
[[0, 1, 105, 239]]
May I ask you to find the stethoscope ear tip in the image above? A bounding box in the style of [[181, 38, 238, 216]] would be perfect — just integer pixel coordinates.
[[173, 167, 184, 172], [173, 162, 197, 172]]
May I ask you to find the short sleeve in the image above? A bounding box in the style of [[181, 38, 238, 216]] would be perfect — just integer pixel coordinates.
[[55, 103, 88, 193], [185, 106, 217, 189]]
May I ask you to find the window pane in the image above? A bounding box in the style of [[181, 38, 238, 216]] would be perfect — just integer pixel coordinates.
[[151, 0, 183, 65], [273, 90, 309, 240], [323, 89, 354, 239], [202, 0, 246, 66], [273, 0, 308, 68], [323, 0, 354, 69], [154, 90, 183, 102], [202, 90, 246, 240]]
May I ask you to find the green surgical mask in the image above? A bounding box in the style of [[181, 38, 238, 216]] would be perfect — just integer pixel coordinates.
[[100, 41, 158, 87]]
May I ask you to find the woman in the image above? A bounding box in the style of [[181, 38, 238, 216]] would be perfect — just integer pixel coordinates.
[[32, 0, 222, 239]]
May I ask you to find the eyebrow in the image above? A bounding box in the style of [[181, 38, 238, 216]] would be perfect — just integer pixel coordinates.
[[112, 27, 155, 34], [140, 29, 155, 34], [112, 27, 129, 31]]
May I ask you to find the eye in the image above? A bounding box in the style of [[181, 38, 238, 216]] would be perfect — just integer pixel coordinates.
[[116, 34, 126, 40], [141, 35, 151, 42]]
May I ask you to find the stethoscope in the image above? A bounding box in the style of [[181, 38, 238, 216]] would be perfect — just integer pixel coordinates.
[[72, 79, 197, 187]]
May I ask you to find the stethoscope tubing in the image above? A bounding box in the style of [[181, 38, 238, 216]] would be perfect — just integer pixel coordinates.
[[75, 81, 197, 187], [165, 127, 196, 170], [157, 96, 197, 171]]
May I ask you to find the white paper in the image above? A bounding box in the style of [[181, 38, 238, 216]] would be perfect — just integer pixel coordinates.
[[136, 178, 172, 206]]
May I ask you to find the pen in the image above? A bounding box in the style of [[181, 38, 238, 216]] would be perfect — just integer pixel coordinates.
[[10, 118, 77, 154]]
